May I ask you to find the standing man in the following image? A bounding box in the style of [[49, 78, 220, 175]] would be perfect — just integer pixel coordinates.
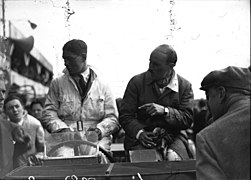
[[42, 39, 119, 160], [119, 44, 194, 161], [196, 66, 250, 179]]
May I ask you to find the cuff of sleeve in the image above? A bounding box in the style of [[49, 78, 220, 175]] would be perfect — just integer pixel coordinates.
[[48, 121, 69, 133], [136, 129, 144, 139]]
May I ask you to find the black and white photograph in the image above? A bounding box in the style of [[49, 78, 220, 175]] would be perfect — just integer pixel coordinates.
[[0, 0, 250, 179]]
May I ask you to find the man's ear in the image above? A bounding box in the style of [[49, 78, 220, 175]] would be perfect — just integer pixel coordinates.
[[218, 86, 226, 104], [82, 53, 87, 60]]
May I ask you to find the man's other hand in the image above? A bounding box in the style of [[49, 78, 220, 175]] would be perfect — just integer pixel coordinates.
[[138, 131, 156, 148], [87, 127, 102, 140]]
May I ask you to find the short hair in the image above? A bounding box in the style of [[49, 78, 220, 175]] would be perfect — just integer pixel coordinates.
[[30, 99, 44, 109], [150, 44, 177, 65], [62, 39, 87, 56], [4, 95, 25, 110]]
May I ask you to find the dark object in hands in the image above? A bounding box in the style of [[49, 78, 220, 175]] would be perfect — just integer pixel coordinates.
[[12, 126, 32, 168], [12, 126, 32, 153], [87, 127, 102, 140]]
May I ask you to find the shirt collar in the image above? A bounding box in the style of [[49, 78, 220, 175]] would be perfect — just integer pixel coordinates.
[[80, 67, 90, 82], [166, 71, 178, 92]]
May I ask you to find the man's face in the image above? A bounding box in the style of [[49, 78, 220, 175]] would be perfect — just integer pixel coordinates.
[[31, 103, 43, 120], [63, 51, 87, 75], [5, 99, 24, 123], [206, 87, 224, 120], [148, 50, 173, 81], [0, 80, 6, 112]]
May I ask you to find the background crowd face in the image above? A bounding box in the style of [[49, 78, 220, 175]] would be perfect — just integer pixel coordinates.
[[31, 103, 43, 120], [0, 80, 6, 112], [5, 99, 25, 123]]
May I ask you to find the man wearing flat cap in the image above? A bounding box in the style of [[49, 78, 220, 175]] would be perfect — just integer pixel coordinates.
[[42, 39, 119, 162], [120, 44, 194, 161], [196, 66, 250, 179]]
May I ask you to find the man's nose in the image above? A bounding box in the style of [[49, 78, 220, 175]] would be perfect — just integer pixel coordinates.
[[64, 59, 70, 66]]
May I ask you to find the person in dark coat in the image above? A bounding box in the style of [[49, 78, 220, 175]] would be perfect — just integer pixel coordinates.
[[196, 66, 250, 179], [119, 44, 194, 161]]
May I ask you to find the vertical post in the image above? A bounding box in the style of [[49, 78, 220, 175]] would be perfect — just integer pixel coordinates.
[[2, 0, 5, 37]]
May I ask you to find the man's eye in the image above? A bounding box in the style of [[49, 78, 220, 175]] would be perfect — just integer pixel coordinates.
[[15, 105, 20, 109]]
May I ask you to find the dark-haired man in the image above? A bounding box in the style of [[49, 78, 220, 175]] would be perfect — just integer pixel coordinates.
[[42, 39, 119, 162]]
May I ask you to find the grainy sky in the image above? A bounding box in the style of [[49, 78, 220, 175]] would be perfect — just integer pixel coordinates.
[[2, 0, 250, 99]]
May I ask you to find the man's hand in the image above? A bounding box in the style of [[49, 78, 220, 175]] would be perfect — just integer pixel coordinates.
[[28, 152, 44, 166], [138, 131, 157, 148], [87, 127, 102, 140], [139, 103, 165, 116]]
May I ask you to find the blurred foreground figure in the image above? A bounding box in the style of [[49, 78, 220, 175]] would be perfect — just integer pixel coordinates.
[[120, 44, 194, 161], [42, 39, 119, 162], [196, 66, 250, 179], [0, 77, 31, 178]]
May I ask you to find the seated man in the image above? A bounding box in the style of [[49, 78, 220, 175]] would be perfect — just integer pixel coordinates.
[[120, 44, 194, 161], [41, 39, 120, 163]]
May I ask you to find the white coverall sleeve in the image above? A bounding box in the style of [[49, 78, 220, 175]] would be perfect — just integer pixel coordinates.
[[42, 79, 69, 133]]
